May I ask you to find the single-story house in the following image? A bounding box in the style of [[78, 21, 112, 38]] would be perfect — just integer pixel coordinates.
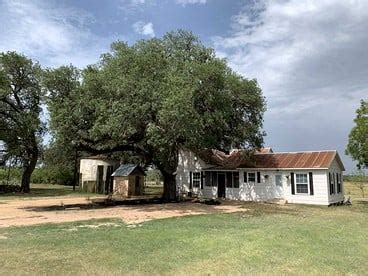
[[79, 156, 120, 194], [112, 164, 145, 197], [176, 148, 345, 205]]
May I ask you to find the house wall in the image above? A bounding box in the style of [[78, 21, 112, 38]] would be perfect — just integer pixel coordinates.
[[176, 150, 344, 205], [327, 159, 344, 204], [176, 150, 212, 195]]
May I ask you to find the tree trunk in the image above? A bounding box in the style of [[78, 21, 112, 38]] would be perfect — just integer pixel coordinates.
[[162, 173, 177, 202], [20, 145, 38, 193]]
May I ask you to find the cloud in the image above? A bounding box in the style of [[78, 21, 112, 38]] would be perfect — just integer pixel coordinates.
[[176, 0, 207, 6], [132, 21, 155, 37], [214, 0, 368, 171], [0, 0, 117, 68]]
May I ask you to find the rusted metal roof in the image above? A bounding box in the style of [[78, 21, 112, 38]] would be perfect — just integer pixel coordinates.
[[197, 149, 344, 170], [251, 151, 344, 170]]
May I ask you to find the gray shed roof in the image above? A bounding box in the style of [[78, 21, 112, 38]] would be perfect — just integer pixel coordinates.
[[111, 164, 145, 177]]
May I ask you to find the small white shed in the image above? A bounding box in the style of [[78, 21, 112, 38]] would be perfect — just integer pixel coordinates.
[[79, 155, 120, 194]]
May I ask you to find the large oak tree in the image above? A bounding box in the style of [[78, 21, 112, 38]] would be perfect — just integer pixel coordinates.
[[45, 31, 266, 200], [0, 52, 44, 192]]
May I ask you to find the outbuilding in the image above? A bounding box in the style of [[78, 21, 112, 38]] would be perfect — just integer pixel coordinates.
[[79, 155, 120, 194], [112, 164, 146, 197]]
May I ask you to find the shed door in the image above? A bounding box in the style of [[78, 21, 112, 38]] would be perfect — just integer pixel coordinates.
[[135, 176, 140, 195], [275, 174, 283, 198]]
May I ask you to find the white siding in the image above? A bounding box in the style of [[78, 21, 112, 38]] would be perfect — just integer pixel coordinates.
[[229, 170, 330, 205], [284, 170, 329, 205], [175, 150, 212, 195], [327, 159, 344, 204], [79, 159, 119, 188], [176, 150, 344, 206]]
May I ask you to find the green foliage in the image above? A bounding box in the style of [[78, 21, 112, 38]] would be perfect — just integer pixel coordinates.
[[145, 169, 163, 184], [346, 99, 368, 169], [31, 167, 73, 186], [45, 31, 266, 198], [0, 167, 73, 186], [0, 52, 44, 192], [0, 167, 21, 185]]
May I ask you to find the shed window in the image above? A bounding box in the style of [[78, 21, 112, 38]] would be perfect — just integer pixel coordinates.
[[193, 172, 200, 188], [295, 173, 308, 194], [248, 172, 256, 182]]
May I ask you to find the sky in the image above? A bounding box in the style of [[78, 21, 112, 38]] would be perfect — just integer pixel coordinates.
[[0, 0, 366, 172]]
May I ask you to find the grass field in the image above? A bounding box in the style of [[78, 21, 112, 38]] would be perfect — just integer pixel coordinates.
[[0, 184, 96, 201], [0, 182, 367, 275], [0, 183, 163, 201]]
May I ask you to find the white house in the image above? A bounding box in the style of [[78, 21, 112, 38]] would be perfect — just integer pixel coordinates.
[[176, 148, 345, 205]]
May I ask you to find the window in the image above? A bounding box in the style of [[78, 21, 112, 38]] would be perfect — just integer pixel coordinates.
[[205, 172, 211, 187], [233, 172, 239, 188], [336, 172, 341, 193], [211, 171, 218, 187], [226, 172, 233, 188], [193, 172, 200, 188], [295, 173, 308, 194], [275, 175, 282, 186], [248, 172, 256, 182], [329, 172, 335, 194]]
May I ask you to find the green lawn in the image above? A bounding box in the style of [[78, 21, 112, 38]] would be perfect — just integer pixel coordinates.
[[0, 184, 96, 201], [0, 188, 367, 275]]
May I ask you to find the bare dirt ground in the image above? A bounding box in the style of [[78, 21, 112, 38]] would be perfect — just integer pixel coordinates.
[[0, 196, 244, 228]]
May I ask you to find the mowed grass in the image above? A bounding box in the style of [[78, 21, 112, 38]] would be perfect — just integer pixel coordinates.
[[0, 182, 367, 275], [0, 183, 163, 201], [0, 184, 97, 201]]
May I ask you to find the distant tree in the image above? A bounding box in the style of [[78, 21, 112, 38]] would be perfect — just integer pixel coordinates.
[[0, 52, 44, 192], [346, 100, 368, 169], [45, 30, 266, 200]]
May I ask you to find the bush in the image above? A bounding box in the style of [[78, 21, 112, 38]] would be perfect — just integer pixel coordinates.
[[145, 169, 163, 185], [31, 167, 74, 185], [0, 167, 74, 186]]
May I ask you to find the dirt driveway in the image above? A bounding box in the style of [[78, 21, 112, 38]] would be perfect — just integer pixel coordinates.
[[0, 196, 244, 228]]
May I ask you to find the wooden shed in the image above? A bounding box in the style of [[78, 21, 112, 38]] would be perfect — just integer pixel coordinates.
[[112, 164, 145, 197]]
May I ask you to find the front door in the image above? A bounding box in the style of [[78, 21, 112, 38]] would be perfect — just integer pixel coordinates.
[[218, 173, 226, 198], [275, 174, 283, 198]]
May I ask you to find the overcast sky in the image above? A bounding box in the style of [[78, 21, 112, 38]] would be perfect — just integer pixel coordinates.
[[0, 0, 366, 172]]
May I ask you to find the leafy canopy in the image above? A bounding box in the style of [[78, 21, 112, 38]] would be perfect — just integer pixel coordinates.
[[0, 51, 44, 191], [45, 31, 266, 177], [346, 99, 368, 169]]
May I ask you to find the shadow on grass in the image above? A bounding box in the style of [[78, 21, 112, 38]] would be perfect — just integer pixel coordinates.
[[20, 197, 177, 212]]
